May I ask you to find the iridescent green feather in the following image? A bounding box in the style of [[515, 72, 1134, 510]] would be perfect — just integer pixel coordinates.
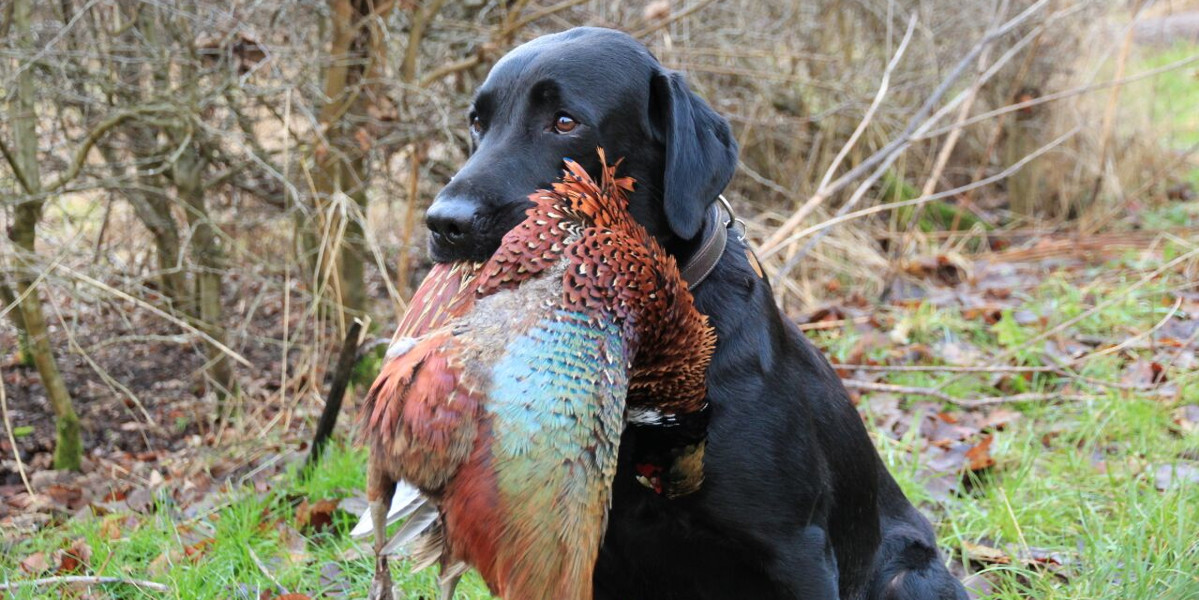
[[487, 311, 626, 586]]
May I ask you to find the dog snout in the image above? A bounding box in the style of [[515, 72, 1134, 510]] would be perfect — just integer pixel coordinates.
[[426, 195, 478, 250]]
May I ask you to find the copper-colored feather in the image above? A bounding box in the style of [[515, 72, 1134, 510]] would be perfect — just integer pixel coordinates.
[[358, 149, 714, 600]]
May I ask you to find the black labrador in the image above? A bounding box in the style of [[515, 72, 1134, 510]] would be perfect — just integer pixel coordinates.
[[425, 27, 968, 600]]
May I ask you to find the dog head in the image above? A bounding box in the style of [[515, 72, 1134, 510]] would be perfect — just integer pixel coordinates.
[[426, 27, 739, 263]]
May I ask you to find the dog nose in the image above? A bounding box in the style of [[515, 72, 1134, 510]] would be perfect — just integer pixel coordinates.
[[426, 196, 477, 248]]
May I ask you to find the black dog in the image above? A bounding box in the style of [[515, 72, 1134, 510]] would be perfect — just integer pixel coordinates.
[[425, 27, 967, 600]]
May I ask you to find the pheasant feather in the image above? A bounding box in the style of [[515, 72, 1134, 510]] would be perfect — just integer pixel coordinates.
[[358, 150, 715, 600]]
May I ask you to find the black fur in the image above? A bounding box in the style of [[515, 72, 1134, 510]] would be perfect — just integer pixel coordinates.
[[425, 26, 968, 600]]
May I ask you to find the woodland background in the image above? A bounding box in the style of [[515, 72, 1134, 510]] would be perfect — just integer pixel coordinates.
[[2, 0, 1198, 598]]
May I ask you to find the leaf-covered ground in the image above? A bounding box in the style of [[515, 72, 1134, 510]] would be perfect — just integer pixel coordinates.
[[4, 216, 1199, 599]]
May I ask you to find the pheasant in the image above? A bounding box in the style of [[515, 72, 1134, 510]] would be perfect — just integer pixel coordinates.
[[356, 150, 715, 600]]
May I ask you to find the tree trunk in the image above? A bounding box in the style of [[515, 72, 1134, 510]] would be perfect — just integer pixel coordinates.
[[108, 2, 190, 314], [98, 142, 190, 315], [5, 0, 82, 471], [0, 277, 34, 366], [308, 0, 397, 319], [1004, 118, 1042, 217], [175, 145, 237, 406]]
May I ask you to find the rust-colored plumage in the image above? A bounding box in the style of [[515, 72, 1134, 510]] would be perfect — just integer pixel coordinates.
[[357, 150, 714, 600]]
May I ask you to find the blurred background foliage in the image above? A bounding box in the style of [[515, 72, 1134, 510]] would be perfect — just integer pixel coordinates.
[[0, 0, 1195, 481]]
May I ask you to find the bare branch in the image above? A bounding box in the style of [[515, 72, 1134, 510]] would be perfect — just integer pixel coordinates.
[[401, 0, 449, 83], [41, 105, 177, 195], [634, 0, 722, 39], [758, 0, 1055, 256], [0, 576, 169, 593], [841, 379, 1094, 407], [501, 0, 590, 38]]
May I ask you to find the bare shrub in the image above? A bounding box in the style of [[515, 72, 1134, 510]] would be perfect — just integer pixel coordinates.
[[1, 0, 1190, 463]]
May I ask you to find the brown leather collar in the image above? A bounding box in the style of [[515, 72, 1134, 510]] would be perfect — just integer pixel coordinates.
[[680, 196, 740, 289]]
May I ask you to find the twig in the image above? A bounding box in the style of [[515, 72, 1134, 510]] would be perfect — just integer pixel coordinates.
[[46, 296, 158, 440], [247, 545, 287, 595], [1074, 295, 1182, 361], [0, 371, 33, 495], [762, 13, 918, 251], [634, 0, 722, 38], [934, 246, 1199, 392], [501, 0, 590, 38], [304, 318, 366, 473], [838, 364, 1056, 373], [758, 0, 1055, 256], [0, 135, 36, 195], [955, 393, 1095, 408], [0, 576, 169, 592], [916, 52, 1199, 141], [54, 265, 252, 368], [401, 0, 449, 83], [905, 1, 1001, 245], [768, 127, 1079, 278], [46, 106, 175, 194], [420, 54, 482, 87], [796, 316, 871, 331], [841, 379, 1092, 408], [1087, 0, 1146, 207], [842, 380, 954, 401]]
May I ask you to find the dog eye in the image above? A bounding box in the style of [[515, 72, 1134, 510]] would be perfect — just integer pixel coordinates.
[[470, 115, 483, 136], [552, 113, 578, 134]]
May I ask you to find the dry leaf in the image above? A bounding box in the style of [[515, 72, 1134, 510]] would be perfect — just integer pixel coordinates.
[[20, 551, 50, 575], [55, 538, 92, 574], [965, 435, 995, 471], [1172, 405, 1199, 434], [962, 540, 1011, 565], [1153, 462, 1199, 491], [296, 498, 340, 534]]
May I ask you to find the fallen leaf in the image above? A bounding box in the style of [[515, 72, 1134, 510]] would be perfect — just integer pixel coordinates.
[[978, 409, 1022, 432], [99, 513, 140, 540], [125, 487, 154, 513], [184, 537, 215, 561], [965, 435, 995, 471], [1121, 360, 1168, 388], [962, 540, 1011, 565], [20, 551, 49, 575], [1153, 462, 1199, 491], [44, 483, 86, 511], [147, 551, 176, 578], [319, 562, 346, 590], [296, 498, 340, 535], [933, 340, 982, 366], [1172, 405, 1199, 435], [56, 538, 92, 574]]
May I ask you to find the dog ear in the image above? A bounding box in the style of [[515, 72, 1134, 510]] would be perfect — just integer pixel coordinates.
[[650, 70, 739, 240]]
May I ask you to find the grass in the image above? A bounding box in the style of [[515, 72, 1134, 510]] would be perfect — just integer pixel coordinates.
[[1134, 41, 1199, 150], [822, 253, 1199, 599], [5, 248, 1197, 599], [1, 440, 495, 599]]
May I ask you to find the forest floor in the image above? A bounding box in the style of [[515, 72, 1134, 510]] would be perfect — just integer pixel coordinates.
[[4, 206, 1198, 600]]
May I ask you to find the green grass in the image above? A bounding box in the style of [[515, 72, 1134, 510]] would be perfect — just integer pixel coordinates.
[[818, 255, 1199, 599], [0, 442, 494, 599], [1134, 41, 1199, 150], [5, 260, 1199, 599]]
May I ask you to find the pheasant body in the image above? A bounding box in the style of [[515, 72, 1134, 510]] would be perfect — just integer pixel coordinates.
[[359, 152, 713, 600]]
